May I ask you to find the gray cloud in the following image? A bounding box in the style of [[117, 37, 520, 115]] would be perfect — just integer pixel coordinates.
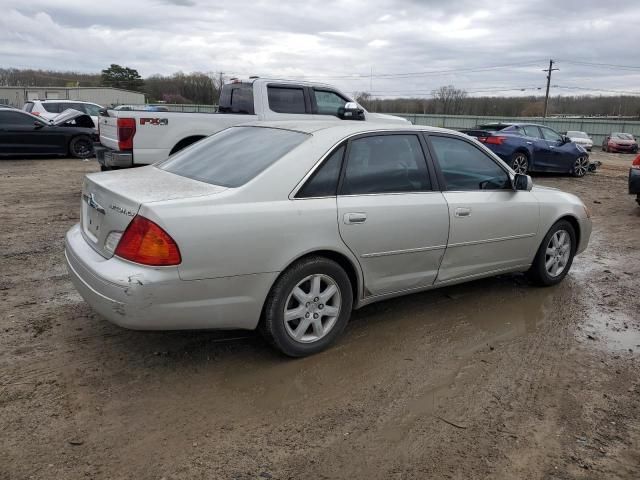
[[0, 0, 638, 98]]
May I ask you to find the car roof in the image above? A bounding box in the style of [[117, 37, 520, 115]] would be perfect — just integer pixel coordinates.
[[34, 99, 99, 104], [235, 120, 460, 136]]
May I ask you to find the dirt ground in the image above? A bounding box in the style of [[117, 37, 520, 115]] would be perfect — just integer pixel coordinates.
[[1, 151, 639, 480]]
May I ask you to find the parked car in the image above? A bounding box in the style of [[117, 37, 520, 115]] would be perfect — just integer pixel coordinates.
[[629, 154, 640, 206], [95, 77, 409, 170], [565, 131, 593, 151], [0, 107, 97, 158], [65, 121, 592, 357], [23, 100, 103, 129], [460, 123, 592, 177], [602, 132, 638, 153]]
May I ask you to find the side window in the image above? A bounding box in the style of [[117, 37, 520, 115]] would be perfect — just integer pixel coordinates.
[[541, 127, 562, 143], [0, 111, 40, 125], [84, 104, 101, 116], [523, 125, 542, 139], [341, 135, 430, 195], [429, 135, 511, 191], [41, 103, 62, 113], [267, 86, 306, 114], [229, 86, 254, 114], [314, 90, 347, 116], [296, 146, 345, 198]]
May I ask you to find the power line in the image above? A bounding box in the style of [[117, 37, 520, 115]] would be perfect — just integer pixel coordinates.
[[558, 59, 640, 71]]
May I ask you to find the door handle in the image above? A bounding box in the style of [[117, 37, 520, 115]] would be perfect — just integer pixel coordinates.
[[344, 212, 367, 224], [455, 207, 471, 217], [549, 145, 555, 149], [526, 141, 532, 145]]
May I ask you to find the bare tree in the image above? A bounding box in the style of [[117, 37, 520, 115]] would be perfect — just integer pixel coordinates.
[[431, 85, 468, 115]]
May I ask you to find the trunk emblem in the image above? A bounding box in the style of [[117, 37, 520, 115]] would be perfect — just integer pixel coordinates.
[[83, 193, 105, 214], [109, 204, 136, 217]]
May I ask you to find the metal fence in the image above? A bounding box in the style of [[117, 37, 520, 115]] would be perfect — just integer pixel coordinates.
[[394, 114, 640, 145]]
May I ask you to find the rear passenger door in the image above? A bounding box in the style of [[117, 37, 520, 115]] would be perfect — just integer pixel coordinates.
[[336, 133, 449, 296], [426, 134, 540, 283], [265, 84, 312, 120]]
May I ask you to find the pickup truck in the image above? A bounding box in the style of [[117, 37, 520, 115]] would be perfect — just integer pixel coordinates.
[[96, 78, 409, 169]]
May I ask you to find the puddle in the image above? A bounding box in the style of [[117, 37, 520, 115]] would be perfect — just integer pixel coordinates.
[[583, 310, 640, 353]]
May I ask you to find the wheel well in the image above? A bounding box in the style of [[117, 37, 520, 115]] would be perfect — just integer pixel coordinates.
[[169, 135, 205, 155], [513, 148, 529, 159], [557, 215, 581, 247]]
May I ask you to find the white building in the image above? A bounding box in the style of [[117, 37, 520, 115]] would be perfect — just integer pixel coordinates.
[[0, 86, 145, 108]]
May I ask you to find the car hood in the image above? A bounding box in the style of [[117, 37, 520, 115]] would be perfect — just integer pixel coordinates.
[[365, 112, 411, 124], [51, 108, 88, 125]]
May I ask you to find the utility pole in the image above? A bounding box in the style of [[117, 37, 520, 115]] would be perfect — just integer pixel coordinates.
[[217, 72, 224, 106], [542, 59, 559, 120]]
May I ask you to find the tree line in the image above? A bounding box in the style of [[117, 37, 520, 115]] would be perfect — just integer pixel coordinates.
[[1, 67, 639, 117]]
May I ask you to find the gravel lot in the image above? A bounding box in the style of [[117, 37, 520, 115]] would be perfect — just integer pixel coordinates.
[[1, 151, 639, 479]]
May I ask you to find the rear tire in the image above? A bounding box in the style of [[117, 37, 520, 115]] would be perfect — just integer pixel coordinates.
[[69, 135, 94, 159], [527, 220, 576, 286], [510, 152, 529, 174], [260, 256, 353, 357]]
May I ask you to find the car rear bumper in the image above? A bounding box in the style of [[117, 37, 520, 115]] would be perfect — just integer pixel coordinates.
[[629, 168, 640, 195], [65, 223, 276, 331], [94, 144, 133, 168]]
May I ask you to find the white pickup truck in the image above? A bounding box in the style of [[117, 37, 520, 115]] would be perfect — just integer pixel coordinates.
[[96, 78, 409, 169]]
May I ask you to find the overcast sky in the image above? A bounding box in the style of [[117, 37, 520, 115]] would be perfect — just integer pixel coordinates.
[[1, 0, 639, 98]]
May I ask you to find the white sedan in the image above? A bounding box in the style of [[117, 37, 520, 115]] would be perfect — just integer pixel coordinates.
[[566, 131, 594, 151], [65, 121, 592, 356]]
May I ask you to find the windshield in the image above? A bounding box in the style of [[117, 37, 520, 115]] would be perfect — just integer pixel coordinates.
[[567, 131, 588, 138], [612, 133, 635, 140], [157, 126, 310, 187]]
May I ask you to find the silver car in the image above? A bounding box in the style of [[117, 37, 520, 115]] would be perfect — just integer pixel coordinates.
[[65, 121, 592, 356]]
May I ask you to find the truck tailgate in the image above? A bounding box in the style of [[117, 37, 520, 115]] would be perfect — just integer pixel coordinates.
[[98, 115, 119, 150]]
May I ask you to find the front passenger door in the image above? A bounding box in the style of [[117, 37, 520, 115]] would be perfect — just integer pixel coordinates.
[[427, 134, 540, 283], [337, 133, 449, 296], [540, 126, 576, 172]]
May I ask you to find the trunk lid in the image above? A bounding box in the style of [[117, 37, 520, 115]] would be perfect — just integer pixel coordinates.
[[80, 166, 226, 258], [98, 112, 120, 150]]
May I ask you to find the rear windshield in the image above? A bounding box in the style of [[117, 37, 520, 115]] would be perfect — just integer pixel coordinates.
[[218, 83, 255, 114], [567, 131, 588, 138], [157, 126, 309, 187]]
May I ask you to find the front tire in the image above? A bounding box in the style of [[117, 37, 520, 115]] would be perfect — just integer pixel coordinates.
[[527, 220, 576, 286], [510, 152, 529, 174], [260, 256, 353, 357], [69, 135, 94, 159], [573, 156, 589, 177]]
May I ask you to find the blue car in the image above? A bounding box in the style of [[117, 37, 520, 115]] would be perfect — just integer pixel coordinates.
[[461, 123, 593, 177]]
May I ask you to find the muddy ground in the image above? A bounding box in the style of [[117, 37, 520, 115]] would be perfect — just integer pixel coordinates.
[[1, 152, 639, 480]]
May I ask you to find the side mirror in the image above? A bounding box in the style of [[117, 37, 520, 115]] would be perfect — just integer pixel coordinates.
[[561, 135, 571, 144], [513, 173, 533, 191], [338, 102, 365, 121]]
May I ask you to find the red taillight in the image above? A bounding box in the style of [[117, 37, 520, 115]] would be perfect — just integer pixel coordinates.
[[632, 154, 640, 169], [32, 111, 40, 116], [117, 117, 136, 150], [114, 215, 181, 266], [479, 135, 506, 145]]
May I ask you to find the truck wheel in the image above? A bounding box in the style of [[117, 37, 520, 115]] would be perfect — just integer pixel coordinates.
[[69, 135, 94, 159], [260, 256, 353, 357], [510, 152, 529, 174]]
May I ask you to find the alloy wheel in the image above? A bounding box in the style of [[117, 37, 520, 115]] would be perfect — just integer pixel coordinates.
[[512, 154, 528, 174], [574, 156, 589, 177], [545, 230, 571, 277], [283, 274, 342, 343]]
